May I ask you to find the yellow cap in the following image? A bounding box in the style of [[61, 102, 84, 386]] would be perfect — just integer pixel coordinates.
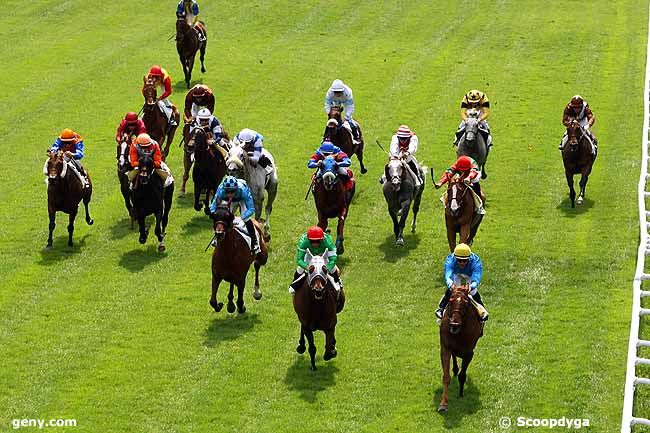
[[453, 243, 471, 259]]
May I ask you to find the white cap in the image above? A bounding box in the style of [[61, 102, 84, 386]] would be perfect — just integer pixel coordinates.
[[197, 108, 211, 119], [330, 79, 345, 92], [238, 128, 256, 143]]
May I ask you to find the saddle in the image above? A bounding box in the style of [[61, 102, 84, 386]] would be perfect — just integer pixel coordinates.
[[232, 217, 261, 250]]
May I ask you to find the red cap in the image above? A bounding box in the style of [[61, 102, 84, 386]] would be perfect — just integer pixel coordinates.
[[149, 65, 163, 77], [307, 226, 325, 241], [456, 156, 473, 172], [125, 112, 138, 124]]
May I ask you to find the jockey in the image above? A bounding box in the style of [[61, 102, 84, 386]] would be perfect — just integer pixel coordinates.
[[436, 243, 489, 321], [455, 89, 491, 147], [176, 0, 206, 41], [115, 112, 147, 144], [49, 128, 90, 189], [288, 226, 343, 295], [436, 155, 483, 200], [127, 133, 171, 184], [145, 65, 177, 127], [324, 79, 360, 143], [184, 84, 215, 124], [233, 128, 274, 175], [389, 124, 422, 187], [209, 176, 259, 255], [308, 141, 351, 182], [190, 108, 225, 146], [559, 94, 597, 150]]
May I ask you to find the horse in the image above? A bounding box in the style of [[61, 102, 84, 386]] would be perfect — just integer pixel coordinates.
[[562, 119, 597, 208], [226, 142, 278, 241], [180, 124, 230, 196], [382, 157, 425, 246], [312, 157, 355, 255], [186, 126, 227, 214], [324, 105, 367, 174], [293, 250, 345, 370], [44, 151, 94, 249], [176, 18, 207, 89], [116, 133, 135, 227], [438, 177, 483, 252], [437, 284, 482, 413], [130, 152, 174, 252], [209, 205, 268, 313], [141, 77, 180, 159], [457, 116, 489, 179]]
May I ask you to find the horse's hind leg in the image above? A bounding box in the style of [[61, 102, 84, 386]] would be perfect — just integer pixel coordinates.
[[83, 192, 94, 225], [481, 163, 487, 180], [458, 353, 474, 397], [578, 167, 591, 205], [200, 40, 207, 73], [323, 327, 337, 361], [263, 177, 278, 241], [155, 212, 165, 253], [357, 143, 367, 174], [566, 171, 576, 208], [46, 211, 55, 249], [253, 262, 262, 301], [210, 274, 223, 312], [194, 181, 202, 211], [305, 329, 317, 370], [181, 150, 192, 196], [336, 212, 346, 255], [296, 325, 306, 354], [67, 208, 78, 247]]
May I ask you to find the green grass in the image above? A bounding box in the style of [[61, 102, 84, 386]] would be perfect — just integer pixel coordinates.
[[0, 1, 648, 432]]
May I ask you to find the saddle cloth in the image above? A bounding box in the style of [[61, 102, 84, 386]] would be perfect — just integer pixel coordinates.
[[233, 217, 260, 250]]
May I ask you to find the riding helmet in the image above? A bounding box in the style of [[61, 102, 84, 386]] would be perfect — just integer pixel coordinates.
[[455, 156, 473, 171], [222, 176, 239, 191], [149, 65, 163, 77], [125, 112, 139, 124], [466, 89, 483, 103], [454, 243, 471, 259], [307, 226, 325, 241]]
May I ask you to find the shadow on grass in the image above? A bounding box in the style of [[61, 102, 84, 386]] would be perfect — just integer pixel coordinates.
[[110, 217, 135, 240], [173, 79, 199, 92], [556, 196, 595, 217], [118, 246, 167, 272], [203, 313, 261, 347], [377, 232, 421, 262], [38, 234, 90, 265], [432, 377, 482, 428], [284, 355, 340, 403], [182, 213, 213, 236]]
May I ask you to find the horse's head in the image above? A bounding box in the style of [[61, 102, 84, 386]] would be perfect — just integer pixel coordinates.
[[43, 150, 66, 183], [187, 126, 209, 154], [117, 137, 132, 171], [306, 252, 329, 301], [448, 284, 471, 335], [320, 156, 339, 190], [142, 77, 157, 109], [464, 117, 479, 142], [211, 205, 235, 241], [176, 18, 190, 41], [135, 151, 156, 187], [226, 144, 246, 177], [566, 119, 583, 152], [446, 178, 471, 217], [385, 157, 405, 191], [327, 105, 343, 122]]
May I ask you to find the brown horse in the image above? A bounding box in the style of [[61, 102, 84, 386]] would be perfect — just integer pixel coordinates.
[[437, 284, 483, 412], [436, 177, 483, 252], [141, 77, 180, 159], [312, 157, 355, 254], [116, 133, 135, 227], [186, 127, 227, 214], [44, 151, 94, 249], [293, 251, 345, 370], [210, 206, 268, 313], [324, 105, 367, 174], [176, 18, 207, 89], [180, 123, 229, 196], [562, 120, 597, 208]]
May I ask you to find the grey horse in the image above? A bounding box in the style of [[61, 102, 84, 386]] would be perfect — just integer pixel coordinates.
[[382, 158, 425, 246], [457, 116, 489, 179]]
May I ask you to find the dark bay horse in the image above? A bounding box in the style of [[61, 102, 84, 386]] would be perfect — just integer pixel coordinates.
[[437, 177, 483, 251], [438, 284, 482, 412], [186, 127, 226, 214], [457, 116, 489, 179], [44, 151, 93, 248], [293, 251, 345, 370], [324, 105, 367, 174], [382, 157, 424, 246], [312, 157, 355, 254], [141, 77, 180, 159], [130, 153, 174, 252], [210, 206, 268, 313], [117, 134, 135, 226], [562, 120, 597, 208], [176, 18, 207, 89], [181, 125, 229, 196]]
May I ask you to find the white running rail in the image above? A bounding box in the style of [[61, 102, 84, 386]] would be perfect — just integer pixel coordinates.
[[621, 7, 650, 432]]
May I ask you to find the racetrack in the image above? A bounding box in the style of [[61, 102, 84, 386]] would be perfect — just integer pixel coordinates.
[[1, 1, 648, 432]]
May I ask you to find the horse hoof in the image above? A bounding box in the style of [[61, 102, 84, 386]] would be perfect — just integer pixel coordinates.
[[481, 172, 487, 180], [577, 197, 584, 205], [45, 244, 53, 251], [158, 243, 166, 253], [139, 237, 146, 245], [253, 290, 262, 301], [237, 304, 246, 314], [310, 364, 317, 371], [395, 238, 404, 247], [203, 206, 211, 216], [210, 300, 223, 312], [296, 344, 306, 354], [437, 405, 448, 413], [361, 168, 368, 174], [87, 219, 94, 226], [323, 349, 337, 361], [194, 203, 202, 211], [179, 190, 186, 197], [68, 241, 74, 247], [227, 302, 236, 313], [201, 67, 206, 73]]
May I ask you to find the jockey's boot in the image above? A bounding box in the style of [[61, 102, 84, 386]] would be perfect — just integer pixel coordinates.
[[349, 121, 360, 144], [470, 292, 489, 321], [435, 288, 452, 320], [70, 160, 90, 189], [407, 160, 423, 187], [288, 271, 306, 294], [453, 130, 463, 146], [559, 134, 567, 150], [244, 219, 260, 255], [378, 174, 385, 185]]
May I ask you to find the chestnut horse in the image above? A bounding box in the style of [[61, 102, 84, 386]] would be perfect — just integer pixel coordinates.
[[141, 77, 180, 159], [437, 177, 483, 252], [324, 105, 367, 174], [562, 119, 597, 208], [293, 251, 345, 370], [116, 133, 135, 225], [312, 157, 355, 254], [209, 206, 268, 314], [437, 284, 483, 412], [176, 18, 207, 89], [44, 151, 94, 249], [186, 127, 226, 214]]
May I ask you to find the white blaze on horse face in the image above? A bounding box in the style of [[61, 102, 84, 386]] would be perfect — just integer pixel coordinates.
[[450, 184, 460, 212], [119, 142, 128, 166]]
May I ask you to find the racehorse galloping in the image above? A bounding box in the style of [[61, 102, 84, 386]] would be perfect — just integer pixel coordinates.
[[293, 251, 345, 370], [187, 127, 226, 214], [226, 143, 278, 241], [130, 153, 174, 252], [181, 125, 229, 196], [441, 178, 483, 251], [437, 284, 482, 412], [176, 18, 207, 89], [382, 158, 424, 246], [142, 77, 179, 158], [116, 135, 135, 225], [562, 119, 597, 208], [456, 116, 489, 179], [44, 151, 94, 248], [312, 157, 355, 255], [210, 206, 268, 313], [325, 105, 367, 174]]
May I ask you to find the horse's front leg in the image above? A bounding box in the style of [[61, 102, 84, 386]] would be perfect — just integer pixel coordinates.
[[336, 208, 347, 255], [193, 178, 202, 211], [210, 273, 223, 312], [46, 211, 56, 249], [155, 212, 165, 253], [253, 262, 262, 301], [438, 347, 452, 412], [446, 218, 456, 252], [323, 326, 337, 361], [264, 177, 278, 241], [236, 281, 246, 314], [458, 353, 474, 398], [227, 282, 236, 313], [317, 212, 328, 231], [566, 171, 576, 208], [199, 39, 207, 73], [296, 325, 306, 354], [181, 151, 192, 196], [388, 208, 400, 243], [67, 207, 78, 247], [459, 221, 471, 245], [397, 199, 411, 244], [305, 328, 317, 370], [137, 210, 148, 245], [578, 170, 590, 206]]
